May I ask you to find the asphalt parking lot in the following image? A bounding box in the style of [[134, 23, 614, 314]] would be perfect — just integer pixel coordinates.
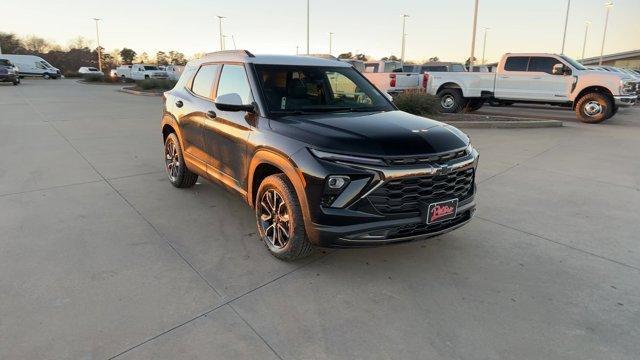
[[1, 79, 639, 359]]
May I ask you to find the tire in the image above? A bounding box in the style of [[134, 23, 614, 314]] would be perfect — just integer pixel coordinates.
[[255, 174, 313, 261], [610, 105, 619, 118], [437, 89, 467, 113], [164, 133, 198, 188], [144, 75, 150, 79], [43, 73, 51, 79], [121, 75, 127, 83], [464, 99, 484, 113], [12, 80, 19, 86], [575, 92, 613, 124]]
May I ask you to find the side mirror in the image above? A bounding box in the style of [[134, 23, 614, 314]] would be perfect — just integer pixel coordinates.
[[552, 64, 571, 75], [215, 93, 256, 113]]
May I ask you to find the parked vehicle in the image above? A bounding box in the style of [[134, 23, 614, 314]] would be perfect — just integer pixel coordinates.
[[0, 59, 20, 85], [163, 65, 184, 80], [425, 53, 638, 123], [78, 67, 102, 74], [363, 60, 426, 94], [115, 64, 168, 80], [161, 50, 478, 260], [0, 54, 60, 79], [404, 62, 467, 73]]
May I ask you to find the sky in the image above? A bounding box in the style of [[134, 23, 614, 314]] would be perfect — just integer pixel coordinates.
[[3, 0, 639, 63]]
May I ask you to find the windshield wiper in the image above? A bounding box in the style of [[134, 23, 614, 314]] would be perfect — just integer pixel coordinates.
[[299, 106, 386, 113]]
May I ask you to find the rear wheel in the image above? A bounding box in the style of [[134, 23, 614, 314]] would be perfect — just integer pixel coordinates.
[[437, 89, 467, 113], [256, 174, 313, 261], [164, 133, 198, 188], [43, 73, 51, 79], [575, 92, 613, 123], [12, 79, 19, 86]]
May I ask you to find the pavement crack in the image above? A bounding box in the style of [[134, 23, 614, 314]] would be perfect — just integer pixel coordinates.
[[228, 304, 284, 360], [476, 216, 640, 272]]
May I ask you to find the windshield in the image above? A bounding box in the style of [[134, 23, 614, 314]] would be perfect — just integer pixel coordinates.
[[144, 66, 159, 70], [254, 65, 394, 114], [560, 55, 586, 70], [0, 59, 13, 67]]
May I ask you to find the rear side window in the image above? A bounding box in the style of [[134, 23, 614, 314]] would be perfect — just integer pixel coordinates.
[[191, 64, 219, 99], [176, 65, 197, 89], [364, 63, 379, 73], [504, 57, 529, 72], [451, 64, 466, 72], [216, 64, 253, 104], [383, 62, 401, 72], [528, 57, 562, 74]]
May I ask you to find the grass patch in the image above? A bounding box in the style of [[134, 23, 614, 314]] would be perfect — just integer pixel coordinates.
[[392, 91, 439, 116], [135, 79, 177, 91]]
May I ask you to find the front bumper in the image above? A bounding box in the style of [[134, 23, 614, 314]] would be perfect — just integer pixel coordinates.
[[614, 94, 637, 106], [294, 146, 479, 248]]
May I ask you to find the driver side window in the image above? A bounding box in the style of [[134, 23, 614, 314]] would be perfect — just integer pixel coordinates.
[[217, 64, 253, 104]]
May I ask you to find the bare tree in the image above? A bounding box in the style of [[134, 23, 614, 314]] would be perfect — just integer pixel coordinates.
[[68, 36, 92, 50], [23, 35, 53, 53]]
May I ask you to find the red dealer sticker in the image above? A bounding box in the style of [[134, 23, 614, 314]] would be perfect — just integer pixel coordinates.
[[427, 199, 458, 224]]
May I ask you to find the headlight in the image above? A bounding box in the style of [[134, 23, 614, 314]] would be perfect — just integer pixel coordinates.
[[309, 148, 387, 167]]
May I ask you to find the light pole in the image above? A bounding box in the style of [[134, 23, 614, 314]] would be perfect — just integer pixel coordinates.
[[306, 0, 310, 54], [222, 35, 228, 50], [296, 46, 299, 55], [599, 2, 613, 65], [231, 35, 237, 50], [481, 27, 490, 65], [328, 32, 334, 55], [400, 14, 409, 66], [469, 0, 479, 69], [561, 0, 571, 54], [581, 21, 591, 60], [216, 15, 226, 51], [92, 18, 102, 72]]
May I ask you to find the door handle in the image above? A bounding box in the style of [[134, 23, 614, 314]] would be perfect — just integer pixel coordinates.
[[532, 77, 542, 79], [206, 110, 217, 119], [499, 76, 510, 79], [175, 100, 183, 108]]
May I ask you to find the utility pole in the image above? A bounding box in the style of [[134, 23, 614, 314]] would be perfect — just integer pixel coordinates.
[[400, 14, 409, 66], [329, 32, 334, 55], [296, 46, 299, 55], [469, 0, 479, 69], [561, 0, 571, 54], [217, 15, 226, 51], [231, 35, 236, 50], [599, 2, 613, 65], [581, 21, 591, 60], [306, 0, 310, 54], [92, 18, 102, 72], [481, 27, 490, 65]]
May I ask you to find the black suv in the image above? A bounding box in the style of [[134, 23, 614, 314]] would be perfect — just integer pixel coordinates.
[[161, 50, 478, 260], [0, 59, 19, 85]]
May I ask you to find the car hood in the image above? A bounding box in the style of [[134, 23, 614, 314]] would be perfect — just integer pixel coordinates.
[[577, 69, 636, 82], [269, 110, 469, 157]]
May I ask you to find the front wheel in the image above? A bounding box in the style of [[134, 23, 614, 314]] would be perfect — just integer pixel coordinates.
[[437, 89, 467, 113], [164, 133, 198, 188], [43, 73, 51, 79], [13, 80, 19, 86], [256, 174, 313, 261], [575, 93, 613, 123]]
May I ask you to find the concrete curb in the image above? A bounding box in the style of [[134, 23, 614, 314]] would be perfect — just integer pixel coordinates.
[[432, 114, 563, 128], [118, 86, 163, 97], [75, 79, 122, 86]]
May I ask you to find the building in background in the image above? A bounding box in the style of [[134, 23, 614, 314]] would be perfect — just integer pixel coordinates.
[[579, 49, 640, 69]]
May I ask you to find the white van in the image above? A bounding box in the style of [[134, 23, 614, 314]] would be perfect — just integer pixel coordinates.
[[0, 54, 61, 79]]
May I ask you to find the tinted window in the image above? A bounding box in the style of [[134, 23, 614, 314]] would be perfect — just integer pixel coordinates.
[[176, 65, 198, 89], [528, 57, 562, 74], [191, 64, 219, 99], [422, 66, 448, 72], [451, 64, 466, 72], [216, 64, 253, 104], [255, 65, 392, 113], [143, 66, 159, 70], [383, 62, 401, 72], [504, 57, 529, 72], [364, 63, 379, 73]]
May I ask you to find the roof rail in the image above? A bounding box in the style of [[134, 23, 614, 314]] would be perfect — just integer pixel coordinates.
[[203, 50, 255, 58]]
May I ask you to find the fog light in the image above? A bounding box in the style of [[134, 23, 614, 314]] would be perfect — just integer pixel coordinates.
[[327, 176, 349, 189]]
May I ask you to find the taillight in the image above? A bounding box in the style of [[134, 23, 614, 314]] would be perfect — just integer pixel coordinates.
[[422, 73, 429, 89], [389, 73, 397, 88]]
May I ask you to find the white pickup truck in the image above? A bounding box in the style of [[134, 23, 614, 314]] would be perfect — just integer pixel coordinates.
[[115, 64, 168, 81], [426, 53, 639, 123], [363, 60, 426, 94]]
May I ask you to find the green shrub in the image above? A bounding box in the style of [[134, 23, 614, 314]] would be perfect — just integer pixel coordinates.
[[82, 73, 105, 82], [135, 79, 177, 91], [392, 91, 439, 116]]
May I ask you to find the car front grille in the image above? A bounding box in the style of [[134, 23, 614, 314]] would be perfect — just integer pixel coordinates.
[[367, 167, 475, 214], [386, 148, 467, 166]]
